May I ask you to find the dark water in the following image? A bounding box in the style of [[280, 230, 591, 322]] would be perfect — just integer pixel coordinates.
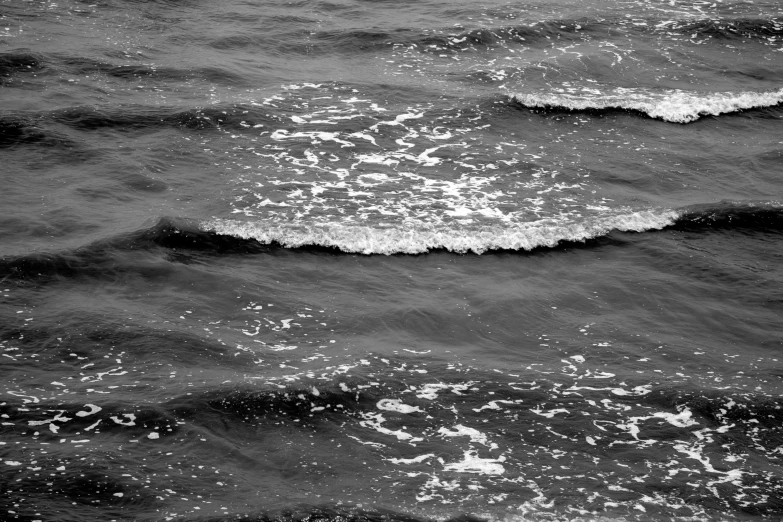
[[1, 0, 782, 521]]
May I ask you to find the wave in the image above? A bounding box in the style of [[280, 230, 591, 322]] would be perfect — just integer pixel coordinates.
[[0, 217, 268, 280], [128, 216, 270, 252], [201, 210, 678, 255], [201, 201, 783, 255], [512, 87, 783, 123], [0, 103, 276, 145], [2, 51, 247, 85], [1, 203, 779, 280]]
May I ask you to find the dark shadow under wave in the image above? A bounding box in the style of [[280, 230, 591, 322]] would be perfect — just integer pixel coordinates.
[[0, 104, 278, 150], [672, 202, 783, 232], [58, 55, 247, 86], [48, 104, 276, 132], [0, 116, 74, 149], [1, 50, 248, 86], [130, 217, 271, 252], [0, 217, 269, 282]]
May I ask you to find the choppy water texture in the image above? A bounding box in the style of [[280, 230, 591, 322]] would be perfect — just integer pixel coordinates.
[[1, 0, 782, 521]]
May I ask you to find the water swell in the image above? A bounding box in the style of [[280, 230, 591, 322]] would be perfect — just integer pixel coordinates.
[[2, 50, 247, 85], [97, 62, 245, 86], [0, 104, 277, 142], [512, 88, 783, 123], [0, 217, 267, 281]]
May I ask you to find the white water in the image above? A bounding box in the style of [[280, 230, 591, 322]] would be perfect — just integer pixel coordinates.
[[514, 87, 783, 123], [201, 209, 678, 254]]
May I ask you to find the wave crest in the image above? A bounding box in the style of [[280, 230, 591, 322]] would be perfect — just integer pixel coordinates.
[[513, 88, 783, 123], [201, 210, 678, 255]]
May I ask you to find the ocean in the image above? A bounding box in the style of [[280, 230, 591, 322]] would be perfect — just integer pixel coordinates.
[[1, 0, 782, 520]]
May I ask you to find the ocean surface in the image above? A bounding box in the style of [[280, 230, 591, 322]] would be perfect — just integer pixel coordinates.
[[1, 0, 782, 520]]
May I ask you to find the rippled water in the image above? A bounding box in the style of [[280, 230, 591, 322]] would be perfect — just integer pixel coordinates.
[[1, 0, 782, 521]]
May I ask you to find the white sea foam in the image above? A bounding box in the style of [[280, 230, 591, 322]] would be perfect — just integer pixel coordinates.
[[413, 382, 472, 400], [443, 451, 506, 475], [358, 412, 422, 442], [75, 404, 102, 417], [438, 425, 491, 446], [377, 399, 422, 414], [386, 453, 435, 464], [513, 87, 783, 123], [201, 208, 678, 255]]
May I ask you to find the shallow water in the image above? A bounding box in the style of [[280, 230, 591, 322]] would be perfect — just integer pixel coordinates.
[[1, 0, 782, 521]]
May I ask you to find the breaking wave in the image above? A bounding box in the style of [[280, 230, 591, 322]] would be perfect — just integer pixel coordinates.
[[2, 203, 778, 282], [202, 201, 782, 255], [513, 88, 783, 123], [201, 210, 677, 255]]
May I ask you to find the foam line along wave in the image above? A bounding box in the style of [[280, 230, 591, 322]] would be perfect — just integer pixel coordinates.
[[200, 209, 679, 255], [512, 88, 783, 123], [202, 200, 782, 254]]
